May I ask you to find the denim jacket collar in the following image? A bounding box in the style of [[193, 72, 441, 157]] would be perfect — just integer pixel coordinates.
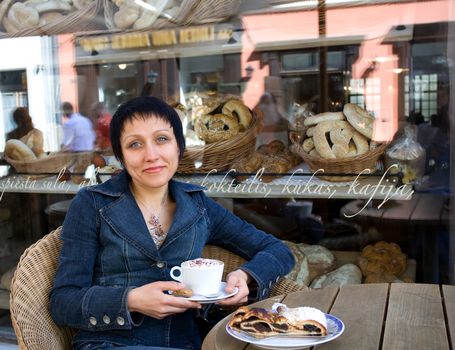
[[87, 171, 206, 259]]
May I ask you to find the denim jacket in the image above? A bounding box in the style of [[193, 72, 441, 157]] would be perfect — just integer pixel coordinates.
[[50, 171, 294, 349]]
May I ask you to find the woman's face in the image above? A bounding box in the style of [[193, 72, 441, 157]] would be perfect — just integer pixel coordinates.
[[120, 115, 179, 190]]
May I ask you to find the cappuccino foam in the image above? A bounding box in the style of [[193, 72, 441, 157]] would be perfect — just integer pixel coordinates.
[[184, 258, 223, 268]]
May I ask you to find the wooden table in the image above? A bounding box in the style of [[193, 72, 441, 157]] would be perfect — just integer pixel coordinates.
[[202, 283, 455, 350]]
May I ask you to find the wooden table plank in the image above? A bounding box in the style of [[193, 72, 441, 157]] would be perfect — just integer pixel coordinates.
[[316, 283, 389, 350], [380, 195, 420, 222], [383, 284, 449, 350], [442, 285, 455, 349], [410, 194, 445, 224], [281, 287, 339, 312]]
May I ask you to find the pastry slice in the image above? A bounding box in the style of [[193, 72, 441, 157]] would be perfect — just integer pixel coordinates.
[[229, 305, 328, 338], [276, 305, 328, 336]]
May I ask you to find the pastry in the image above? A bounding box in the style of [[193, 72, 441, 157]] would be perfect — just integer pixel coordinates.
[[304, 112, 345, 126], [310, 264, 362, 288], [4, 139, 37, 161], [300, 245, 336, 281], [229, 305, 327, 338], [302, 137, 314, 153], [357, 241, 407, 283], [313, 120, 369, 159], [194, 113, 239, 143], [343, 103, 374, 139], [172, 288, 193, 298], [222, 100, 252, 131]]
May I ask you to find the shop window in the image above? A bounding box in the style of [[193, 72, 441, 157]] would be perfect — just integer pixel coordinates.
[[0, 70, 28, 155], [404, 74, 438, 122], [348, 77, 381, 118]]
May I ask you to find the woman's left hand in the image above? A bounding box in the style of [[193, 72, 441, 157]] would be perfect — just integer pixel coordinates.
[[217, 269, 250, 305]]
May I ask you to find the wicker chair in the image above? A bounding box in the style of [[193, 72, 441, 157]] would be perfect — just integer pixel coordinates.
[[10, 227, 303, 350]]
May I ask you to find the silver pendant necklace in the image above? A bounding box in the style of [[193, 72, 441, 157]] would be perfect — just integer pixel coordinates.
[[131, 186, 168, 237]]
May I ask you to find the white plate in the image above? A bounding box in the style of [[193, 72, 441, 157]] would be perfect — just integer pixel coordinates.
[[173, 282, 239, 304], [226, 313, 344, 350]]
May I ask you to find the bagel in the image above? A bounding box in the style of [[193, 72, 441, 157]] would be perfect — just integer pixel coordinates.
[[302, 138, 314, 153], [0, 0, 13, 25], [194, 113, 239, 143], [8, 2, 39, 30], [313, 120, 369, 159], [4, 139, 37, 161], [304, 112, 345, 126], [306, 127, 315, 137], [329, 125, 369, 156], [222, 100, 252, 131], [343, 103, 374, 139]]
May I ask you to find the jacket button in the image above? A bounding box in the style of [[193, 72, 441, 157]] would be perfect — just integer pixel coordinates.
[[103, 315, 111, 324], [156, 261, 165, 268], [262, 289, 268, 297], [276, 276, 281, 282], [116, 316, 125, 326], [268, 281, 273, 288], [89, 316, 97, 326]]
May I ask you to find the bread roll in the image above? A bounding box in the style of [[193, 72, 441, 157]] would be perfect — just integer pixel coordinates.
[[300, 245, 337, 281], [4, 139, 37, 161], [310, 264, 362, 288]]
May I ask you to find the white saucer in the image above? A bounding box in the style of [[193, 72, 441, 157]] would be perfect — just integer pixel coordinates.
[[176, 282, 239, 304]]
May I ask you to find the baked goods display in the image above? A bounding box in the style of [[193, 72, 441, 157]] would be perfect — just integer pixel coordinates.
[[283, 240, 412, 288], [357, 241, 407, 283], [289, 103, 389, 181], [385, 124, 426, 184], [177, 94, 259, 173], [300, 105, 374, 160], [104, 0, 240, 31], [231, 140, 301, 182], [0, 0, 99, 35], [193, 98, 252, 144], [228, 304, 327, 338], [194, 113, 240, 143], [107, 0, 176, 30]]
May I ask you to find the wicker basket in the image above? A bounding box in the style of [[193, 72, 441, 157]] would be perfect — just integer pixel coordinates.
[[0, 0, 102, 39], [5, 152, 76, 177], [291, 141, 388, 182], [177, 108, 262, 173], [103, 0, 240, 31]]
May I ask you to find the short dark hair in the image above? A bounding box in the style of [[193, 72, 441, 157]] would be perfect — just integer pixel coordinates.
[[110, 96, 185, 166], [62, 102, 74, 115]]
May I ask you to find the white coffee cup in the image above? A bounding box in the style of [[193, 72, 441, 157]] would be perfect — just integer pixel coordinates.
[[170, 258, 224, 297]]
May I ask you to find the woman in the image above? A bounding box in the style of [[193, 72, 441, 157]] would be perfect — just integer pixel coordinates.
[[6, 107, 44, 156], [50, 96, 294, 350], [91, 101, 113, 152]]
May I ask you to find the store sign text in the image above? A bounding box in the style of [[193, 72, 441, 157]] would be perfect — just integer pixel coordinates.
[[78, 25, 233, 52], [200, 165, 414, 216]]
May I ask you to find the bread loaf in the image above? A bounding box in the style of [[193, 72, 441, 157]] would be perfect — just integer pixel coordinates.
[[300, 245, 337, 281], [4, 139, 37, 161], [310, 264, 362, 288], [283, 241, 311, 286]]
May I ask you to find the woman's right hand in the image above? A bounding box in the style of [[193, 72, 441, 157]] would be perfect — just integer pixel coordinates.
[[127, 281, 202, 319]]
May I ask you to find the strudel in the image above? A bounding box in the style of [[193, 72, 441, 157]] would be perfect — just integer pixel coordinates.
[[228, 305, 327, 338]]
